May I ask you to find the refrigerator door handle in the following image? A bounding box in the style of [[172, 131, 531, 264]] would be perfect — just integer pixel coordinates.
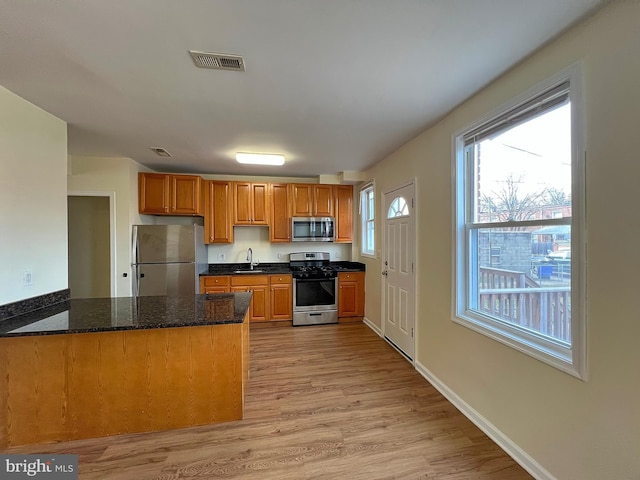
[[132, 265, 140, 297]]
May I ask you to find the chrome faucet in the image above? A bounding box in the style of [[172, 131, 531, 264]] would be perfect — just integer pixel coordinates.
[[246, 248, 259, 270]]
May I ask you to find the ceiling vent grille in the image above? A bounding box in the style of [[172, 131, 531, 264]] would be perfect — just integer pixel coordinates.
[[188, 50, 245, 72], [150, 147, 172, 157]]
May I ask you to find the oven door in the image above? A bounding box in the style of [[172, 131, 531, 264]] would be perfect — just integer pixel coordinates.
[[293, 277, 337, 312]]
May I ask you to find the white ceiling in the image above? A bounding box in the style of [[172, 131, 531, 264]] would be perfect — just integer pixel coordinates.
[[0, 0, 606, 178]]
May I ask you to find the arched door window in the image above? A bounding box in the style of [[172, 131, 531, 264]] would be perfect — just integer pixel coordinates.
[[387, 196, 409, 218]]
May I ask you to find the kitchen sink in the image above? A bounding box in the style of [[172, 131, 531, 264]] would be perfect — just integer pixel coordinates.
[[233, 270, 264, 274]]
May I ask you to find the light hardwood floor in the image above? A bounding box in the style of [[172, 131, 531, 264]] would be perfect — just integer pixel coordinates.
[[4, 323, 532, 479]]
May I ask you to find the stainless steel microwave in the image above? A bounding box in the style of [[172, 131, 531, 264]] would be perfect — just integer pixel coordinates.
[[291, 217, 335, 242]]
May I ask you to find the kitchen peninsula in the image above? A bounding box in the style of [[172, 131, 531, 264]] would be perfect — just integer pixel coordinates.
[[0, 293, 251, 448]]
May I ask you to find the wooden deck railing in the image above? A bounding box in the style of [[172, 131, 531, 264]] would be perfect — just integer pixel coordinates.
[[479, 267, 570, 342], [478, 287, 571, 342]]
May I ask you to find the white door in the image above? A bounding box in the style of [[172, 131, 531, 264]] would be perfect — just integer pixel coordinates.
[[383, 182, 415, 360]]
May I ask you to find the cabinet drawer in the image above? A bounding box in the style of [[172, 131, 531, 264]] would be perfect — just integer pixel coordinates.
[[269, 274, 292, 285], [231, 275, 269, 286], [202, 276, 230, 287], [338, 272, 362, 281]]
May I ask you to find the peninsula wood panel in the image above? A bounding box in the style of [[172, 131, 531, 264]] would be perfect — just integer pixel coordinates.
[[0, 321, 248, 448], [4, 324, 532, 479]]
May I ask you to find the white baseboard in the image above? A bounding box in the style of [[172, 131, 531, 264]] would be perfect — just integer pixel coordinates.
[[414, 360, 556, 480], [363, 316, 382, 336]]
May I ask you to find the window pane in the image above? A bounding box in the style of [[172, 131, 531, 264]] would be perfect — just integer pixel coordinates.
[[470, 226, 571, 343], [388, 196, 409, 218], [473, 103, 572, 224], [361, 186, 375, 255]]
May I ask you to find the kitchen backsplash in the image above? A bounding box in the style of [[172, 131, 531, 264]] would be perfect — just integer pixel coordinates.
[[206, 226, 352, 264]]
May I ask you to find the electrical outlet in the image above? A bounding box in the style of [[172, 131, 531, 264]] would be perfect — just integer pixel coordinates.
[[277, 253, 284, 259], [335, 252, 341, 259], [217, 253, 225, 261], [23, 270, 32, 286]]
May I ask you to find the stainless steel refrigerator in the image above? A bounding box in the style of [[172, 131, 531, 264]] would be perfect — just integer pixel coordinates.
[[132, 224, 207, 297]]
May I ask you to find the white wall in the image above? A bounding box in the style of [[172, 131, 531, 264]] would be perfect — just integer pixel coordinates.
[[0, 86, 67, 305], [68, 155, 152, 297], [362, 3, 640, 479]]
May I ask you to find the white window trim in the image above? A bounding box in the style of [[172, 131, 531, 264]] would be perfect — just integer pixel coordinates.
[[452, 63, 587, 380], [360, 181, 375, 258]]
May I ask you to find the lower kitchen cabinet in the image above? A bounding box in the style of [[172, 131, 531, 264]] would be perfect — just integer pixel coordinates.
[[270, 274, 292, 321], [338, 271, 365, 319], [200, 275, 230, 293], [231, 275, 270, 322]]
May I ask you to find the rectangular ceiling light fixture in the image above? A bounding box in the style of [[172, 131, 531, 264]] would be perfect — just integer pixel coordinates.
[[236, 152, 285, 166]]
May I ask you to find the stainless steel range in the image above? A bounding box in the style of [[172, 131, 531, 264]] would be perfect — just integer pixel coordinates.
[[290, 252, 338, 326]]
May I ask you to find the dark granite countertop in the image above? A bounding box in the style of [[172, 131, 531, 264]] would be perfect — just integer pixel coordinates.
[[331, 261, 366, 272], [204, 261, 365, 276], [205, 262, 292, 276], [0, 292, 251, 338]]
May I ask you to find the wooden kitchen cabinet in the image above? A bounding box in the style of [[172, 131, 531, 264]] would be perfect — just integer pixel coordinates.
[[291, 184, 334, 217], [233, 182, 269, 225], [199, 275, 231, 294], [231, 275, 270, 322], [138, 172, 202, 215], [270, 183, 291, 242], [204, 180, 234, 244], [270, 274, 293, 320], [338, 271, 365, 318], [335, 184, 354, 243]]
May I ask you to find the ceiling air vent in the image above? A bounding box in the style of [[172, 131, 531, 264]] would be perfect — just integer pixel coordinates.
[[150, 147, 172, 157], [188, 50, 245, 72]]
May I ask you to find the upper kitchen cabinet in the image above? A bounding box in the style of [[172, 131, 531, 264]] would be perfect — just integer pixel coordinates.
[[204, 180, 233, 244], [270, 183, 291, 242], [291, 184, 334, 217], [233, 182, 269, 226], [138, 173, 202, 215], [335, 185, 354, 243]]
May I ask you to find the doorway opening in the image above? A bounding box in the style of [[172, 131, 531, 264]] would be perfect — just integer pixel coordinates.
[[67, 193, 116, 298]]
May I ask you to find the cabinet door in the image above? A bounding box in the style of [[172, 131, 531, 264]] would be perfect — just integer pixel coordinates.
[[234, 182, 269, 225], [270, 183, 290, 242], [250, 285, 270, 322], [335, 185, 353, 243], [231, 276, 270, 322], [270, 275, 292, 320], [251, 183, 269, 225], [291, 184, 313, 217], [205, 181, 233, 244], [338, 272, 365, 317], [139, 173, 170, 214], [233, 182, 253, 225], [172, 175, 202, 215], [313, 184, 334, 217]]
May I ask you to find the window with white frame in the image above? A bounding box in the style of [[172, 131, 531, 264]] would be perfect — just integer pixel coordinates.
[[454, 66, 586, 379], [360, 183, 375, 256]]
